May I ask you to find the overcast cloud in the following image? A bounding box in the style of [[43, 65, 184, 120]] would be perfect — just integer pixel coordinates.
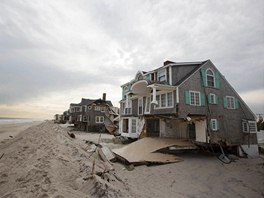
[[0, 0, 263, 118]]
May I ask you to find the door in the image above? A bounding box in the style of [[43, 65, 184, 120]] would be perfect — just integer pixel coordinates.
[[146, 119, 160, 137], [188, 123, 196, 139]]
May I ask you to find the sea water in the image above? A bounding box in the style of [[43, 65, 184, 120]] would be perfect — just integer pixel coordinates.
[[0, 118, 33, 124]]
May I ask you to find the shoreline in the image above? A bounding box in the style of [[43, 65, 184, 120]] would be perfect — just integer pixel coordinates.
[[0, 121, 43, 143]]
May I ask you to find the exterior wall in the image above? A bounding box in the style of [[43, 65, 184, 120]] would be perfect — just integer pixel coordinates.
[[160, 119, 188, 138], [178, 61, 257, 145]]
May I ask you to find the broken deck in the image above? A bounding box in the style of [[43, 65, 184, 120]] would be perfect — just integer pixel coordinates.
[[112, 138, 196, 164]]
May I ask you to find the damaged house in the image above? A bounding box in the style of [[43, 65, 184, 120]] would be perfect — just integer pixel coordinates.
[[119, 60, 258, 156], [69, 93, 118, 132]]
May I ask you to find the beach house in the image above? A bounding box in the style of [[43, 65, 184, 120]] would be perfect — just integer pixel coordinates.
[[69, 94, 118, 132], [119, 60, 258, 156]]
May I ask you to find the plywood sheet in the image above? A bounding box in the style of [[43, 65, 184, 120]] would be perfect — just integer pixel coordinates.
[[113, 138, 196, 164]]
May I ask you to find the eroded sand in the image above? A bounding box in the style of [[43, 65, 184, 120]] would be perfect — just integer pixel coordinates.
[[0, 121, 263, 198]]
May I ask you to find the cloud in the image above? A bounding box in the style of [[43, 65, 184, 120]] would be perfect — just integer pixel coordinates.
[[0, 0, 263, 118]]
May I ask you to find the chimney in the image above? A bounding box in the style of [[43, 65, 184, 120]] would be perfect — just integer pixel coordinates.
[[102, 93, 106, 101]]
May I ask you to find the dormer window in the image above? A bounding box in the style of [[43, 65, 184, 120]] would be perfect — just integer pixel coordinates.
[[206, 69, 215, 87], [157, 69, 166, 82]]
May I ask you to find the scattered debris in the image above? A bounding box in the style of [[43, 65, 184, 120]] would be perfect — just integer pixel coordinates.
[[113, 138, 196, 165], [67, 131, 76, 139], [0, 153, 4, 160]]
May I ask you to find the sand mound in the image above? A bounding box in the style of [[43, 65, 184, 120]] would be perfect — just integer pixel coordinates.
[[0, 121, 130, 198]]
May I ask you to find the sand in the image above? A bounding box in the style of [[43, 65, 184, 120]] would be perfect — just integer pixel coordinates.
[[0, 121, 263, 198]]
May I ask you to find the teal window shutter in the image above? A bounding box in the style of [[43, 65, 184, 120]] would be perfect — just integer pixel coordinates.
[[235, 97, 239, 109], [215, 95, 218, 104], [208, 94, 211, 104], [185, 91, 190, 105], [201, 68, 206, 86], [223, 96, 227, 108], [215, 72, 221, 89], [201, 93, 205, 106], [210, 120, 213, 130]]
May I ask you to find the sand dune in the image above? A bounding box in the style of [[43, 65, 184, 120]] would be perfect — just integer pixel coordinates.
[[0, 121, 263, 198]]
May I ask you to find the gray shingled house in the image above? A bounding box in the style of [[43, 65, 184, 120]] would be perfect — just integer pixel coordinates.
[[69, 103, 82, 126], [70, 94, 117, 132], [119, 60, 258, 156]]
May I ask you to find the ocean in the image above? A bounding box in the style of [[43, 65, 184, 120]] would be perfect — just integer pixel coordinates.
[[0, 117, 33, 124]]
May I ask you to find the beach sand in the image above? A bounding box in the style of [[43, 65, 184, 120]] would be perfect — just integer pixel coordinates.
[[0, 121, 263, 197], [0, 121, 42, 143]]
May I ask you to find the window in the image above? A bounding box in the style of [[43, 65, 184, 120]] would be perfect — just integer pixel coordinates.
[[224, 96, 238, 109], [95, 116, 104, 123], [138, 98, 143, 115], [190, 91, 201, 106], [87, 106, 92, 110], [145, 97, 151, 113], [83, 116, 88, 122], [242, 120, 257, 133], [167, 92, 173, 107], [210, 119, 218, 131], [124, 108, 131, 115], [209, 93, 217, 104], [101, 107, 105, 112], [206, 69, 215, 87], [226, 96, 235, 109], [160, 94, 166, 107], [155, 92, 174, 108], [131, 119, 137, 133], [94, 106, 101, 111], [82, 106, 87, 112], [157, 69, 166, 82], [242, 121, 249, 132]]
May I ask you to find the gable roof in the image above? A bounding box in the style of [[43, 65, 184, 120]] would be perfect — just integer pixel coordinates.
[[173, 60, 208, 86], [81, 98, 113, 107]]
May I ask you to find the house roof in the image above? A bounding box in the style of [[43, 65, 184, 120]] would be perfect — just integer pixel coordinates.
[[81, 98, 113, 106], [173, 61, 208, 86]]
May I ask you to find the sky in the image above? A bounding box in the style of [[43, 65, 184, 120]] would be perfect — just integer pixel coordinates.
[[0, 0, 263, 120]]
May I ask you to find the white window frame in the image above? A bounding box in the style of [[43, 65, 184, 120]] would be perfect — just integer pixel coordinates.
[[242, 120, 257, 133], [157, 68, 166, 82], [144, 96, 151, 114], [226, 96, 235, 109], [87, 106, 92, 110], [211, 119, 217, 131], [94, 106, 101, 111], [95, 116, 104, 123], [209, 93, 216, 104], [138, 97, 143, 115], [206, 68, 215, 87], [154, 92, 174, 109], [131, 119, 137, 133], [190, 91, 201, 106]]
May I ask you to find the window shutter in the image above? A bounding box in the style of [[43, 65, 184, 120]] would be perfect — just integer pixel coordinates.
[[208, 94, 211, 104], [235, 98, 239, 109], [185, 91, 190, 105], [215, 72, 221, 89], [223, 96, 227, 108], [215, 95, 218, 104], [201, 68, 206, 86], [201, 93, 205, 106]]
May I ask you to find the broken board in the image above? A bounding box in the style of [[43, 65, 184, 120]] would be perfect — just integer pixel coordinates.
[[113, 137, 196, 164]]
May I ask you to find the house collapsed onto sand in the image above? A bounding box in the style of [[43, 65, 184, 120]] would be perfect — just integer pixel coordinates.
[[69, 93, 119, 133], [119, 60, 258, 157]]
